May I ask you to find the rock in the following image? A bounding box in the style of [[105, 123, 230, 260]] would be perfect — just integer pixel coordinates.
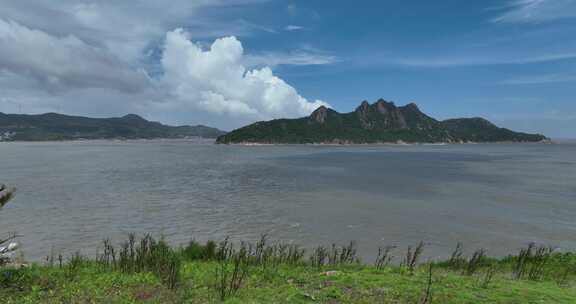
[[0, 242, 19, 254], [310, 106, 329, 124], [301, 292, 316, 300]]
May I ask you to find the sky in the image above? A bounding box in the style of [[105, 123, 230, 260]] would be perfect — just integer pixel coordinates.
[[0, 0, 575, 137]]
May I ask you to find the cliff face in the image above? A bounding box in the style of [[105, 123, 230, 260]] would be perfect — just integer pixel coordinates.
[[216, 99, 548, 144], [354, 100, 408, 130]]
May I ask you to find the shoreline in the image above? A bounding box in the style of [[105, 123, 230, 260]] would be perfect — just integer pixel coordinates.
[[0, 137, 218, 144], [0, 139, 557, 146], [216, 139, 556, 146]]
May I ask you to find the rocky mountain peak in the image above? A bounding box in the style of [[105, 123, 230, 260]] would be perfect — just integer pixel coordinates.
[[373, 99, 396, 114], [310, 106, 330, 124], [403, 102, 420, 111], [355, 100, 371, 117]]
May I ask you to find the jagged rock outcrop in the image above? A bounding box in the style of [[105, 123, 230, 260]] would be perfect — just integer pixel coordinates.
[[310, 106, 329, 124]]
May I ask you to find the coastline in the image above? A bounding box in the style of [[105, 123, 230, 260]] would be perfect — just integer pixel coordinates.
[[0, 138, 557, 146], [216, 139, 555, 146], [0, 137, 218, 144]]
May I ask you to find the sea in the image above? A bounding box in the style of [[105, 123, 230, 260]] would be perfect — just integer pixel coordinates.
[[1, 139, 575, 262]]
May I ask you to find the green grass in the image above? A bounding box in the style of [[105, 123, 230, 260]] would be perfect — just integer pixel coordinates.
[[2, 261, 575, 303], [1, 237, 575, 303]]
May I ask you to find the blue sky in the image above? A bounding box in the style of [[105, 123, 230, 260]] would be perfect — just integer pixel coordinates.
[[0, 0, 575, 137], [239, 0, 576, 137]]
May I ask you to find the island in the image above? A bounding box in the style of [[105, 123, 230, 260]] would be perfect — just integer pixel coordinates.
[[0, 112, 225, 141], [216, 99, 548, 144]]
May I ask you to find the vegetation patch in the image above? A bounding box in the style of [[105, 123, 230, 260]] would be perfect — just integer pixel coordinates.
[[1, 235, 575, 303]]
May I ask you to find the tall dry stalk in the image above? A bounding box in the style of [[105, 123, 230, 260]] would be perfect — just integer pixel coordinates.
[[0, 184, 17, 265]]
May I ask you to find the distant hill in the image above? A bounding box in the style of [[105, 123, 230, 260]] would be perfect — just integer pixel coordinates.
[[216, 99, 548, 144], [0, 112, 226, 141]]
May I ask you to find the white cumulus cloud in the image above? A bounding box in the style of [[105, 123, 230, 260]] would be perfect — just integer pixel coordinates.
[[159, 29, 329, 121]]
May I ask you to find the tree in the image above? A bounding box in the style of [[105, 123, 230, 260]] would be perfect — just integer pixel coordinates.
[[0, 184, 17, 265]]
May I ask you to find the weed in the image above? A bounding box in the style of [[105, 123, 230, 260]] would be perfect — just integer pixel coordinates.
[[375, 245, 395, 270], [463, 248, 487, 276], [513, 243, 553, 281], [66, 251, 87, 280], [215, 240, 250, 301], [448, 242, 465, 269], [419, 263, 433, 304], [403, 241, 425, 273], [480, 266, 497, 289], [96, 234, 181, 289], [309, 241, 359, 268]]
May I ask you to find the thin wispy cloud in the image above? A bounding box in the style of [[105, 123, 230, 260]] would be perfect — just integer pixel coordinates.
[[489, 110, 576, 121], [390, 52, 576, 68], [287, 3, 297, 16], [285, 25, 304, 31], [501, 73, 576, 85], [245, 49, 339, 67], [493, 0, 576, 23], [236, 19, 278, 34]]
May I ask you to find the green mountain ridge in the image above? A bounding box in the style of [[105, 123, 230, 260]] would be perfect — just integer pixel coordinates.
[[216, 99, 548, 144], [0, 112, 225, 141]]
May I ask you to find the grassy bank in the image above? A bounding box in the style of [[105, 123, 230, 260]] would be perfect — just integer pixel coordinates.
[[1, 235, 575, 303]]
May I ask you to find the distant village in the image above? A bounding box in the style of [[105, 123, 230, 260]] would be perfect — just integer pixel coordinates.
[[0, 131, 15, 141]]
